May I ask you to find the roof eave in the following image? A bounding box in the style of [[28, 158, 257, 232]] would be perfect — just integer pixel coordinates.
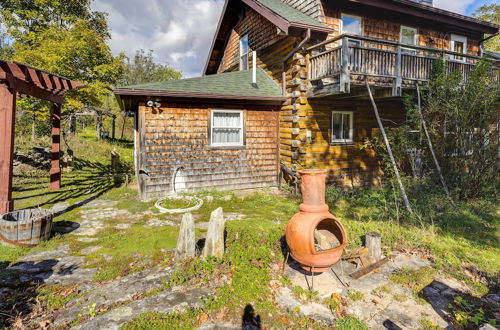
[[114, 89, 286, 103], [345, 0, 499, 34]]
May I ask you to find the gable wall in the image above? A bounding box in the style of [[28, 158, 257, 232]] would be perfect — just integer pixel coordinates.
[[217, 7, 285, 74]]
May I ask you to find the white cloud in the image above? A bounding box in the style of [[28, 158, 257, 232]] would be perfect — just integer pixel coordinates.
[[433, 0, 475, 14], [92, 0, 224, 77]]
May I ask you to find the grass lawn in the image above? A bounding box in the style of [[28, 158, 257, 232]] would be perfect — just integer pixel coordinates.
[[1, 134, 498, 328]]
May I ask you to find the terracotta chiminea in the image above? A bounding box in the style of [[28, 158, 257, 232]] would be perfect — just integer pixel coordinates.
[[285, 169, 347, 272]]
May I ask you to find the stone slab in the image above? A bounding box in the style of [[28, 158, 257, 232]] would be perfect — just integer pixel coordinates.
[[72, 287, 212, 330]]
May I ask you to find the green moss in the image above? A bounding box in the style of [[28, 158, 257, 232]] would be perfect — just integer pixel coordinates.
[[158, 197, 199, 210], [335, 316, 369, 330], [87, 226, 179, 281], [390, 267, 436, 298], [37, 285, 84, 310], [121, 310, 201, 330], [347, 290, 364, 301]]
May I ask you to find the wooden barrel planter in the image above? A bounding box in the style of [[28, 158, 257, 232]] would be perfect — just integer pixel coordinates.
[[0, 209, 53, 247]]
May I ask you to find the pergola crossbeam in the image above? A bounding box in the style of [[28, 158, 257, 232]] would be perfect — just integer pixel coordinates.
[[0, 60, 83, 214]]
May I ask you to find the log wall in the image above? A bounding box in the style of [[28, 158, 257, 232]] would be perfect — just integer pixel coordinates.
[[136, 103, 280, 200], [301, 98, 405, 187]]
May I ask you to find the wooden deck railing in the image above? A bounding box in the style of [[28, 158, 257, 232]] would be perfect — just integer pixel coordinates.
[[308, 34, 499, 95]]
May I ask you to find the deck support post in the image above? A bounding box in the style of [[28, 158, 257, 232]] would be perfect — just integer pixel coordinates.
[[50, 102, 62, 191], [393, 45, 402, 96], [0, 82, 16, 214], [340, 37, 351, 93]]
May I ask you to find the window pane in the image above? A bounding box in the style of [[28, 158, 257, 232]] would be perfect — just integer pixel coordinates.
[[213, 128, 241, 144], [342, 16, 361, 35], [454, 41, 464, 54], [401, 27, 416, 45], [240, 54, 248, 70], [332, 113, 342, 141], [213, 112, 241, 127], [240, 35, 248, 54], [342, 114, 351, 140]]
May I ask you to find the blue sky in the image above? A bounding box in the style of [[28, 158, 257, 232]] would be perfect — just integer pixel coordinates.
[[87, 0, 497, 77]]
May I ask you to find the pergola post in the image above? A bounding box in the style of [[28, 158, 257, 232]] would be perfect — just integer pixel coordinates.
[[50, 103, 62, 190], [0, 82, 16, 214]]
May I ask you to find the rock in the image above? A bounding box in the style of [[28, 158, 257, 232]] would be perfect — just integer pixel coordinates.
[[224, 213, 246, 221], [175, 213, 196, 261], [81, 200, 119, 209], [50, 202, 70, 214], [52, 267, 175, 327], [284, 260, 344, 298], [72, 287, 212, 330], [3, 256, 95, 286], [276, 287, 335, 324], [202, 208, 225, 259], [81, 208, 130, 221], [72, 220, 105, 236], [205, 196, 214, 203], [77, 237, 99, 243], [79, 246, 102, 255], [144, 218, 179, 227], [479, 324, 497, 330], [115, 223, 131, 229], [197, 321, 240, 330], [19, 244, 70, 262]]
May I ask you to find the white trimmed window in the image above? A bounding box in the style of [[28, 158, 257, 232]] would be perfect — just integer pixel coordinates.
[[331, 111, 354, 143], [400, 26, 417, 55], [239, 34, 249, 70], [210, 110, 244, 147], [451, 34, 467, 62]]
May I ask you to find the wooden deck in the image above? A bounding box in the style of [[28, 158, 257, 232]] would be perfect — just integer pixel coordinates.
[[307, 34, 500, 97]]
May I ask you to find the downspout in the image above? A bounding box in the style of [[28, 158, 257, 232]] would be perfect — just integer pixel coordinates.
[[282, 29, 311, 95]]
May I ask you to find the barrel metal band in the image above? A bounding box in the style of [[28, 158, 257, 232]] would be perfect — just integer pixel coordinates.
[[0, 232, 37, 247]]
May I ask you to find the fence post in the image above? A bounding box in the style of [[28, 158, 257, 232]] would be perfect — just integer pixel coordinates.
[[340, 37, 350, 93], [393, 45, 402, 96]]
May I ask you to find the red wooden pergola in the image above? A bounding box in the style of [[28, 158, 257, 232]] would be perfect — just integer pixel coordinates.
[[0, 60, 83, 214]]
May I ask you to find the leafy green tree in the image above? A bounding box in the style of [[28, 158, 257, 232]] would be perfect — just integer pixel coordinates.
[[119, 49, 182, 86], [0, 0, 125, 137], [472, 4, 499, 52]]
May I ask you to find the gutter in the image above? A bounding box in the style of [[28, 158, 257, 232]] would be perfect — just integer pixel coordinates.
[[282, 29, 311, 95]]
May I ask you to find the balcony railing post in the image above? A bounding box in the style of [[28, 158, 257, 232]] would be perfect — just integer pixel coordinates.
[[393, 45, 402, 96], [340, 37, 350, 93]]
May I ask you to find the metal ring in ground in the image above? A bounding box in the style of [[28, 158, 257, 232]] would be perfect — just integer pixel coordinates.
[[155, 195, 204, 214]]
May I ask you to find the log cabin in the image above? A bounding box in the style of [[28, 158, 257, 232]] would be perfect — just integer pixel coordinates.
[[114, 0, 499, 201]]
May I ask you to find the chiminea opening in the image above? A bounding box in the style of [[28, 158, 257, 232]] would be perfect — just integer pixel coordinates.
[[314, 219, 343, 252]]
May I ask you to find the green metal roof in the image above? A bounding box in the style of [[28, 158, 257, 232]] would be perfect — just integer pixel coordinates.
[[115, 69, 284, 99], [255, 0, 326, 29]]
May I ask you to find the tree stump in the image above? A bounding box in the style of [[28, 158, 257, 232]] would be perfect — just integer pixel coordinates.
[[202, 207, 225, 259], [365, 232, 382, 261], [175, 213, 195, 261]]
